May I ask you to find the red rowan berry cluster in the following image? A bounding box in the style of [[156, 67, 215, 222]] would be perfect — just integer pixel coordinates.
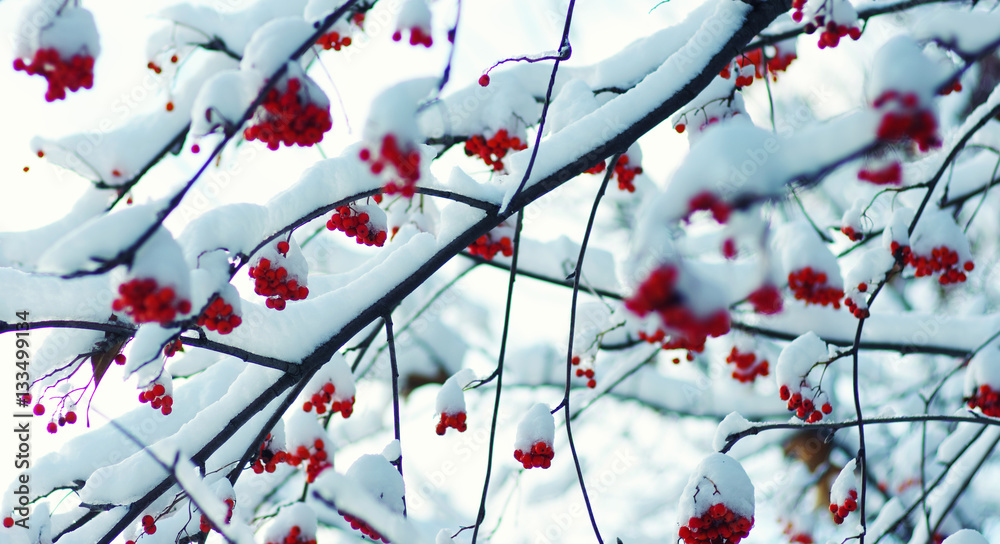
[[244, 78, 332, 150], [637, 329, 702, 363], [687, 191, 732, 223], [678, 503, 754, 544], [393, 26, 432, 47], [829, 489, 858, 524], [139, 383, 174, 416], [266, 526, 317, 544], [966, 384, 1000, 417], [626, 266, 731, 354], [791, 5, 861, 48], [249, 257, 309, 310], [113, 278, 192, 324], [46, 409, 79, 434], [341, 511, 389, 543], [199, 498, 235, 533], [463, 129, 526, 172], [726, 347, 770, 383], [14, 48, 95, 102], [251, 433, 290, 474], [302, 380, 355, 418], [747, 284, 783, 315], [845, 283, 870, 319], [326, 206, 388, 247], [514, 441, 554, 469], [572, 356, 597, 388], [720, 47, 796, 88], [893, 242, 973, 285], [787, 267, 844, 308], [317, 31, 352, 51], [873, 91, 940, 152], [435, 411, 467, 435], [586, 154, 645, 192], [938, 80, 962, 95], [782, 522, 814, 544], [779, 385, 832, 422], [292, 440, 332, 483], [360, 134, 421, 197], [142, 514, 157, 536], [841, 225, 863, 242], [198, 295, 242, 334], [467, 229, 513, 260], [858, 161, 902, 185], [163, 338, 184, 357]]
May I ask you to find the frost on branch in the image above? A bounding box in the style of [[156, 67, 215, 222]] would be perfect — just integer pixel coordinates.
[[828, 459, 858, 524], [964, 342, 1000, 417], [677, 453, 755, 544], [12, 1, 100, 102], [776, 332, 834, 423], [513, 403, 555, 469]]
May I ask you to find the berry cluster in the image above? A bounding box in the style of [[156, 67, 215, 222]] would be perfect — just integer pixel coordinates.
[[435, 411, 468, 435], [249, 257, 309, 310], [294, 440, 333, 483], [829, 489, 858, 524], [782, 522, 814, 544], [939, 80, 963, 95], [638, 329, 701, 363], [464, 129, 526, 172], [244, 78, 332, 150], [726, 347, 770, 383], [787, 267, 844, 308], [45, 410, 79, 434], [266, 526, 317, 544], [687, 191, 732, 223], [326, 206, 387, 247], [14, 48, 95, 102], [341, 511, 389, 543], [841, 225, 863, 242], [251, 433, 289, 474], [873, 91, 940, 152], [678, 503, 754, 544], [514, 440, 554, 469], [572, 356, 597, 388], [720, 47, 796, 88], [791, 6, 861, 48], [779, 385, 832, 422], [393, 26, 432, 47], [845, 283, 870, 319], [626, 266, 731, 354], [142, 514, 157, 536], [585, 154, 644, 192], [113, 278, 192, 324], [747, 284, 783, 315], [317, 31, 352, 51], [163, 338, 184, 357], [360, 134, 421, 197], [892, 242, 974, 285], [966, 384, 1000, 417], [199, 498, 235, 533], [198, 295, 242, 334], [301, 380, 355, 418], [858, 161, 902, 185], [139, 383, 174, 416], [468, 231, 513, 261]]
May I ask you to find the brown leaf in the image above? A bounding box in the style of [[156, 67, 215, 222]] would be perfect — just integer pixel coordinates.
[[90, 338, 126, 388]]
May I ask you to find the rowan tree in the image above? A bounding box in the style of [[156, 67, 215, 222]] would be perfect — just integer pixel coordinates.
[[1, 0, 1000, 543]]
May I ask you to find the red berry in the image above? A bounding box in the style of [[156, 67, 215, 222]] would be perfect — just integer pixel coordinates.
[[33, 404, 44, 416], [479, 74, 490, 87], [3, 517, 14, 528]]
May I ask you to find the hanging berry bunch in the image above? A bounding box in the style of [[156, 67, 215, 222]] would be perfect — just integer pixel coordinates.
[[791, 0, 861, 48], [719, 41, 797, 88], [341, 454, 405, 542], [464, 129, 527, 172], [113, 278, 192, 325], [139, 380, 174, 416], [868, 38, 943, 153], [964, 345, 1000, 417], [747, 284, 783, 315], [326, 202, 389, 247], [829, 460, 859, 524], [726, 346, 770, 383], [776, 332, 833, 423], [248, 240, 310, 310], [571, 356, 598, 389], [841, 198, 867, 242], [244, 76, 332, 150], [199, 498, 235, 534], [467, 222, 514, 260], [360, 135, 422, 197], [392, 0, 433, 47], [316, 12, 365, 51], [435, 370, 473, 435], [858, 161, 902, 185], [251, 432, 291, 474], [776, 224, 845, 309], [300, 355, 356, 418], [892, 208, 974, 285], [289, 439, 332, 483], [626, 265, 731, 357], [197, 289, 243, 334], [843, 248, 895, 319], [12, 5, 99, 101], [677, 453, 755, 544], [45, 405, 79, 434], [163, 338, 184, 357], [787, 267, 844, 308], [262, 504, 318, 544], [513, 403, 555, 469]]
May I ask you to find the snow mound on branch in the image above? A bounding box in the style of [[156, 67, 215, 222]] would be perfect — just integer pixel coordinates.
[[396, 0, 432, 31], [913, 9, 1000, 58], [546, 79, 600, 135], [775, 332, 829, 391], [261, 502, 317, 543], [868, 36, 941, 105], [909, 207, 972, 264], [436, 369, 475, 415], [190, 70, 264, 136], [300, 354, 356, 404], [366, 78, 438, 144], [13, 2, 100, 60], [514, 403, 555, 452], [37, 205, 157, 274], [942, 529, 989, 544], [965, 342, 1000, 393], [677, 453, 754, 520], [159, 0, 308, 56], [773, 222, 844, 290], [713, 412, 753, 452], [653, 118, 789, 222], [345, 454, 406, 515], [830, 458, 857, 505], [241, 16, 314, 76]]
